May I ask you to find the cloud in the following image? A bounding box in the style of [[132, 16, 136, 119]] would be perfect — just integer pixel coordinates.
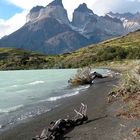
[[92, 0, 140, 15], [6, 0, 140, 19], [6, 0, 52, 10], [0, 10, 28, 38]]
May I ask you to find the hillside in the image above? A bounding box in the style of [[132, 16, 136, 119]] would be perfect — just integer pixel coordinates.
[[55, 30, 140, 68], [0, 30, 140, 70], [0, 48, 48, 70]]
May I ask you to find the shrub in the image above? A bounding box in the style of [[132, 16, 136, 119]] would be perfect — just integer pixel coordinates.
[[69, 67, 93, 86]]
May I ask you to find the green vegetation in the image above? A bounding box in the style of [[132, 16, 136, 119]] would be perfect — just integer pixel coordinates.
[[55, 30, 140, 68], [0, 30, 140, 70], [0, 48, 49, 70], [108, 63, 140, 119]]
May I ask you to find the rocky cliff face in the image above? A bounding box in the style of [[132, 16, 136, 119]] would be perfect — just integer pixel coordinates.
[[26, 6, 45, 23], [107, 12, 140, 32], [0, 0, 140, 54], [0, 17, 89, 54], [26, 0, 69, 24], [72, 4, 124, 41], [0, 0, 89, 54], [72, 3, 96, 28]]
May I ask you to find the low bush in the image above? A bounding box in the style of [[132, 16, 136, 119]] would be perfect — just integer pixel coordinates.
[[69, 67, 93, 86]]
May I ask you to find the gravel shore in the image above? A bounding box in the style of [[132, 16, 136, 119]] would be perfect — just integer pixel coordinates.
[[0, 77, 129, 140]]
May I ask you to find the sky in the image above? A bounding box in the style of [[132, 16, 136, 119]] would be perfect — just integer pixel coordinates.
[[0, 0, 140, 38]]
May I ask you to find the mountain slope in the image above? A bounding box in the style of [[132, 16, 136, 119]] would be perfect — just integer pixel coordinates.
[[45, 31, 88, 54], [0, 17, 89, 54], [54, 30, 140, 68], [0, 0, 140, 55], [0, 18, 71, 52], [72, 4, 125, 42], [0, 48, 48, 70], [0, 0, 89, 55], [107, 12, 140, 32], [0, 30, 140, 70]]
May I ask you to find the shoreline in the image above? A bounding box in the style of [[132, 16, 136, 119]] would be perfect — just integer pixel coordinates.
[[0, 84, 90, 134], [0, 76, 119, 140]]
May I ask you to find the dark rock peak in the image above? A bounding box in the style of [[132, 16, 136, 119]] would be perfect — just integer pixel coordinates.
[[30, 6, 44, 13], [121, 12, 134, 17], [107, 11, 134, 19], [134, 12, 140, 18], [104, 14, 122, 24], [136, 12, 140, 15], [107, 11, 114, 15], [135, 29, 140, 32], [75, 3, 93, 13], [48, 0, 63, 7]]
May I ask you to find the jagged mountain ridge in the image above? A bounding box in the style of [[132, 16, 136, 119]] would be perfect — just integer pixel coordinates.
[[0, 0, 89, 54], [26, 0, 69, 24], [107, 12, 140, 32], [72, 4, 125, 42], [0, 0, 140, 54]]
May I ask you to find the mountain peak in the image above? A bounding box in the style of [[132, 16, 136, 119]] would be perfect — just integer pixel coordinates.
[[26, 6, 45, 23], [107, 11, 134, 19], [104, 14, 122, 24], [48, 0, 63, 7], [75, 3, 93, 13], [30, 6, 44, 13], [135, 12, 140, 16]]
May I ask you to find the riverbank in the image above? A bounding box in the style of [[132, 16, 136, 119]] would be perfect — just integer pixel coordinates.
[[0, 75, 121, 140]]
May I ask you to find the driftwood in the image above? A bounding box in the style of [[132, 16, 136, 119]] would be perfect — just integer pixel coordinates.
[[69, 67, 104, 86], [32, 103, 88, 140]]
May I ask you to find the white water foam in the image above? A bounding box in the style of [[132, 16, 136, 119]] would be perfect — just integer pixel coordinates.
[[74, 85, 90, 91], [28, 81, 45, 85], [0, 84, 19, 90], [0, 125, 3, 129], [39, 85, 90, 102], [17, 108, 51, 122], [0, 105, 24, 114], [10, 85, 18, 88], [42, 91, 80, 102]]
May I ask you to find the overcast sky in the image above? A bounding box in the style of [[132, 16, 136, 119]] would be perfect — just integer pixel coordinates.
[[0, 0, 140, 38]]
